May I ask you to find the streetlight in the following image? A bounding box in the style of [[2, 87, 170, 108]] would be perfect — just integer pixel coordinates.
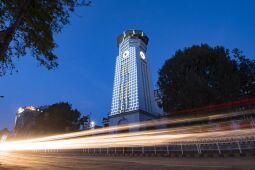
[[90, 121, 95, 129]]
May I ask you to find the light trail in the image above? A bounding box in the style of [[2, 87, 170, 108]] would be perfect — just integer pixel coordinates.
[[0, 128, 254, 151], [0, 126, 254, 152], [7, 107, 255, 143], [0, 109, 254, 152]]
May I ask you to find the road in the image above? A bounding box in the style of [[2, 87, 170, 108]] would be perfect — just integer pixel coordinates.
[[0, 152, 255, 170]]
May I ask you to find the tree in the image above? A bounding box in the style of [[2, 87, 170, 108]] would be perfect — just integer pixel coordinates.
[[0, 0, 91, 76], [157, 44, 255, 113], [232, 48, 255, 97], [79, 114, 90, 130], [34, 102, 81, 135]]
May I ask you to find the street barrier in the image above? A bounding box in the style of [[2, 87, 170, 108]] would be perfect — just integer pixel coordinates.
[[30, 135, 255, 157]]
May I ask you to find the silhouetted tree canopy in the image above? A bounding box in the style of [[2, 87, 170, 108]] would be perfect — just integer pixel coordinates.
[[0, 0, 91, 76], [79, 114, 90, 130], [232, 48, 255, 98], [34, 102, 81, 135], [158, 44, 255, 113]]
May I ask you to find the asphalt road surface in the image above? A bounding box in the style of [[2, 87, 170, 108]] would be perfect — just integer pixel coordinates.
[[0, 152, 255, 170]]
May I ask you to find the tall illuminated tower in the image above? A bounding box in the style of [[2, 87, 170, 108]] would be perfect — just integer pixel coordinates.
[[109, 30, 160, 126]]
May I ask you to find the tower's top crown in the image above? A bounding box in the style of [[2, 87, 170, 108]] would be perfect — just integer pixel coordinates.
[[117, 30, 149, 47]]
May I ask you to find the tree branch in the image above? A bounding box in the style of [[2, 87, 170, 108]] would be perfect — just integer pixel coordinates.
[[0, 0, 31, 60]]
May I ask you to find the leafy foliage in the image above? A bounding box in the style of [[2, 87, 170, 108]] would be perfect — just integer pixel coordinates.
[[0, 0, 91, 76], [158, 44, 255, 113], [34, 102, 81, 134], [232, 48, 255, 98]]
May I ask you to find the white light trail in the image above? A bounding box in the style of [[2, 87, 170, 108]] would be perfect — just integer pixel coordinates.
[[1, 109, 254, 152], [0, 126, 254, 152]]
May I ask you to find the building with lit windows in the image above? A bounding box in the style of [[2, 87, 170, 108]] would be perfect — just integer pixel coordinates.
[[14, 106, 44, 136], [109, 30, 162, 127]]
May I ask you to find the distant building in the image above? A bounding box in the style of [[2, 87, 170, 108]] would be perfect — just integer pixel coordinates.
[[14, 106, 44, 136], [0, 128, 10, 142], [109, 30, 162, 127]]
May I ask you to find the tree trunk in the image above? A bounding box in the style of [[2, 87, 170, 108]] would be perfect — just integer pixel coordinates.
[[0, 0, 31, 60]]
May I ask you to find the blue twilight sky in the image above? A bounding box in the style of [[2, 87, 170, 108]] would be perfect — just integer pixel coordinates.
[[1, 0, 255, 130]]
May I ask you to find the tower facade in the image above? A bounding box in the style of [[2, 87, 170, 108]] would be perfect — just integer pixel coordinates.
[[109, 30, 159, 126]]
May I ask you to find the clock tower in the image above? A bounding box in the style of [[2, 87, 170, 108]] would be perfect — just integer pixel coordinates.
[[109, 30, 160, 128]]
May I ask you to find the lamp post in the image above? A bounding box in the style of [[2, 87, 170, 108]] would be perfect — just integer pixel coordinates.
[[90, 121, 95, 129]]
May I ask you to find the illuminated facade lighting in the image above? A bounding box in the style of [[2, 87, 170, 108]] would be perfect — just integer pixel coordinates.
[[15, 106, 43, 135], [109, 30, 160, 126], [17, 107, 24, 114]]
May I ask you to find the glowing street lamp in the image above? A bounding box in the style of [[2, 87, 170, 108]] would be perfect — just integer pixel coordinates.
[[90, 121, 95, 129]]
